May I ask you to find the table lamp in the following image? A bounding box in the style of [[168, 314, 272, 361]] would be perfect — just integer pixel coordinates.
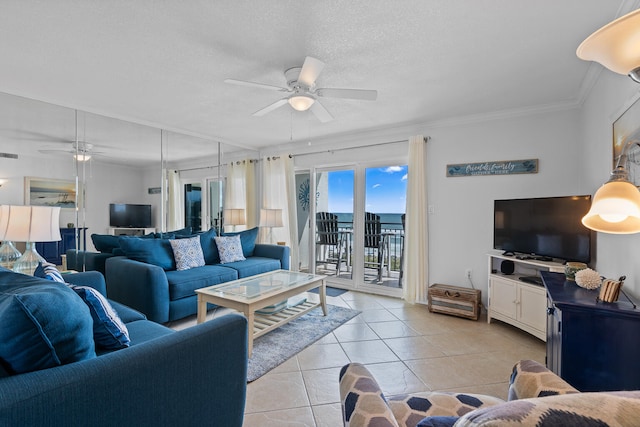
[[259, 208, 283, 244], [0, 205, 61, 275], [224, 208, 246, 232]]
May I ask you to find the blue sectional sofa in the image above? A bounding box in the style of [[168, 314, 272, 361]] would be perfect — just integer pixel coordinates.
[[0, 268, 248, 427], [102, 227, 290, 323]]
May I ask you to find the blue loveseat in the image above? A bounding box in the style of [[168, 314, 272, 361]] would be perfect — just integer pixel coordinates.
[[0, 268, 248, 427], [102, 227, 290, 323]]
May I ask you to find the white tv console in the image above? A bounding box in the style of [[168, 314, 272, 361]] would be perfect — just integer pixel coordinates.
[[108, 227, 156, 236], [487, 250, 565, 341]]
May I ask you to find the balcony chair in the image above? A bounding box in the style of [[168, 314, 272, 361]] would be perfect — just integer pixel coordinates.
[[316, 212, 344, 275], [398, 213, 405, 287], [363, 212, 385, 283]]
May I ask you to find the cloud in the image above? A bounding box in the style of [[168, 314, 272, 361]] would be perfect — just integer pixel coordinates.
[[402, 174, 408, 181], [384, 166, 403, 173], [372, 183, 381, 188]]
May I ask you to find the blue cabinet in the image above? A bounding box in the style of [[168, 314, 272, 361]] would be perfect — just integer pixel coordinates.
[[543, 271, 640, 391], [36, 228, 87, 266]]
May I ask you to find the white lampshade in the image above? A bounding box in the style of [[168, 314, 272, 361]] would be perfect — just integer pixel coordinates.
[[224, 208, 246, 226], [0, 205, 62, 242], [288, 95, 315, 111], [260, 209, 283, 227], [577, 9, 640, 82], [582, 180, 640, 234]]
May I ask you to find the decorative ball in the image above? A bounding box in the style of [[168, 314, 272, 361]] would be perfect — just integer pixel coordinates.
[[575, 268, 602, 290]]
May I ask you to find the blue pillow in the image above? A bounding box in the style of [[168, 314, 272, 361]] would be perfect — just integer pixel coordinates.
[[0, 272, 96, 374], [91, 234, 121, 253], [169, 226, 193, 236], [68, 285, 130, 350], [223, 227, 259, 257], [199, 228, 219, 264], [118, 237, 176, 270]]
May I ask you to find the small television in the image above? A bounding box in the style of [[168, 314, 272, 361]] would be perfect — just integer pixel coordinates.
[[109, 203, 153, 228], [494, 195, 593, 264]]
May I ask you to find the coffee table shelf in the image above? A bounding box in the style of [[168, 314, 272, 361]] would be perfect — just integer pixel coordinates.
[[253, 300, 318, 336]]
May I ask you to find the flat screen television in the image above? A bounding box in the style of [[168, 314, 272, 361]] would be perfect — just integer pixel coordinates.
[[109, 203, 152, 228], [494, 195, 593, 264]]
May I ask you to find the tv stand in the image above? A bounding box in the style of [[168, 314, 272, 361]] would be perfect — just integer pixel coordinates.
[[108, 227, 156, 236], [487, 250, 566, 341]]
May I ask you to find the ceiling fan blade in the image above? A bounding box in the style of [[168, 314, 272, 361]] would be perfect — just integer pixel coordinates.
[[316, 88, 378, 101], [310, 101, 334, 123], [224, 79, 289, 92], [298, 56, 325, 87], [252, 98, 289, 117]]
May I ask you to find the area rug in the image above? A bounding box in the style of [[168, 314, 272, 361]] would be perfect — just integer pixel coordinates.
[[247, 304, 360, 382], [308, 286, 348, 297]]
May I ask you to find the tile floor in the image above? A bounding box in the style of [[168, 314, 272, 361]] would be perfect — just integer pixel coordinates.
[[171, 290, 546, 427]]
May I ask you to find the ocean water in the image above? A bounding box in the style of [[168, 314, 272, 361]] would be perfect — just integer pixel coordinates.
[[334, 212, 405, 257]]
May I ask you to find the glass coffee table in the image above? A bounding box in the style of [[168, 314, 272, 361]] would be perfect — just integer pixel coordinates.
[[196, 269, 327, 356]]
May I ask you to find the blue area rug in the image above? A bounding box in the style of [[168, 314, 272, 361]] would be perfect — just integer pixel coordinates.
[[247, 304, 360, 382], [308, 286, 348, 297]]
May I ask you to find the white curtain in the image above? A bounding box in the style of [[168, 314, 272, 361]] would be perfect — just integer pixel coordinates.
[[225, 161, 248, 231], [404, 135, 429, 303], [262, 156, 299, 270], [167, 170, 184, 231]]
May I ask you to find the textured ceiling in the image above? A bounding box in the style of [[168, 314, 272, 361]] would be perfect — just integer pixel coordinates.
[[0, 0, 633, 165]]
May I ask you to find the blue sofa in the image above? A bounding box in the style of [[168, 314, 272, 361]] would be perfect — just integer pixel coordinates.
[[0, 269, 248, 427], [103, 228, 290, 323]]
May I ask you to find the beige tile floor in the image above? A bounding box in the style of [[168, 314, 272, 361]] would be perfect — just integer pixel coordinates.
[[238, 290, 546, 427]]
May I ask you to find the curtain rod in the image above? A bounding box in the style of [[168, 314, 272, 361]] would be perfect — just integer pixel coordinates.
[[177, 158, 260, 173], [289, 136, 430, 158]]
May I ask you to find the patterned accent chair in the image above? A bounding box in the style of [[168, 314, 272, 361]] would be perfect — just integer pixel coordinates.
[[339, 360, 640, 427]]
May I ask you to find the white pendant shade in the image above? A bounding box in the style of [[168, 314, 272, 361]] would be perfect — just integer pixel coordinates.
[[577, 9, 640, 80], [288, 95, 315, 111], [582, 180, 640, 234]]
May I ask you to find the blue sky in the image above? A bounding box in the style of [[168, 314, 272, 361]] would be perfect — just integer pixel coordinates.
[[328, 166, 408, 213]]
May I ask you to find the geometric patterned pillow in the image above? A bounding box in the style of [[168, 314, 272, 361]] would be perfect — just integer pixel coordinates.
[[169, 236, 205, 271], [67, 284, 131, 350], [214, 235, 246, 264], [33, 261, 65, 283]]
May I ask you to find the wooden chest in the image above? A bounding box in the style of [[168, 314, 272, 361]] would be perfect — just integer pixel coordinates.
[[428, 284, 481, 320]]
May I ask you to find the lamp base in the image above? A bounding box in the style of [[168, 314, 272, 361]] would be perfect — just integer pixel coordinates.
[[0, 240, 22, 269], [12, 242, 46, 276]]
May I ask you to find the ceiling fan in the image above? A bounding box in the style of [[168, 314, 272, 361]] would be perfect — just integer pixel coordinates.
[[224, 56, 377, 123], [38, 140, 108, 162]]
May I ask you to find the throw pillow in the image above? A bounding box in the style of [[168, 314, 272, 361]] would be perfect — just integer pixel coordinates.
[[169, 236, 205, 271], [34, 261, 65, 283], [0, 272, 96, 374], [215, 235, 246, 264], [118, 237, 176, 270], [91, 234, 122, 253], [223, 227, 259, 257], [68, 284, 131, 350]]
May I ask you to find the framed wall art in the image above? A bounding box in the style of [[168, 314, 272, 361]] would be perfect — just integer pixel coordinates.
[[613, 95, 640, 187], [24, 177, 81, 209]]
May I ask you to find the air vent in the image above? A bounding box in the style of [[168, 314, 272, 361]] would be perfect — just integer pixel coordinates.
[[0, 152, 18, 159]]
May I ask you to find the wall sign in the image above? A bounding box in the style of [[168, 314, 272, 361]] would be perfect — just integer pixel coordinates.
[[446, 159, 538, 177]]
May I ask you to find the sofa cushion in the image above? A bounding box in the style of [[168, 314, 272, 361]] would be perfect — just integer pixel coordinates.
[[170, 235, 205, 271], [91, 234, 122, 253], [223, 227, 259, 257], [108, 299, 147, 323], [118, 237, 176, 270], [121, 319, 175, 346], [165, 265, 238, 300], [199, 228, 219, 264], [0, 272, 96, 374], [215, 235, 246, 263], [69, 284, 131, 350], [220, 257, 281, 278]]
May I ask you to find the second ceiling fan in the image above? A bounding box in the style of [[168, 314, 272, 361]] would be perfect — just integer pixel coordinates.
[[224, 56, 377, 123]]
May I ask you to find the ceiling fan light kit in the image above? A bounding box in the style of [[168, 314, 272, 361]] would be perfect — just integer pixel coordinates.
[[225, 56, 377, 122]]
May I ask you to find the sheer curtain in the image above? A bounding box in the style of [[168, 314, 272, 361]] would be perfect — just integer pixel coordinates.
[[262, 155, 299, 271], [167, 169, 184, 231], [404, 135, 429, 303]]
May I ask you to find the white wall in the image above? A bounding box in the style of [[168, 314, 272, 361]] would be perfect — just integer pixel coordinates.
[[0, 154, 149, 251], [580, 70, 640, 298]]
